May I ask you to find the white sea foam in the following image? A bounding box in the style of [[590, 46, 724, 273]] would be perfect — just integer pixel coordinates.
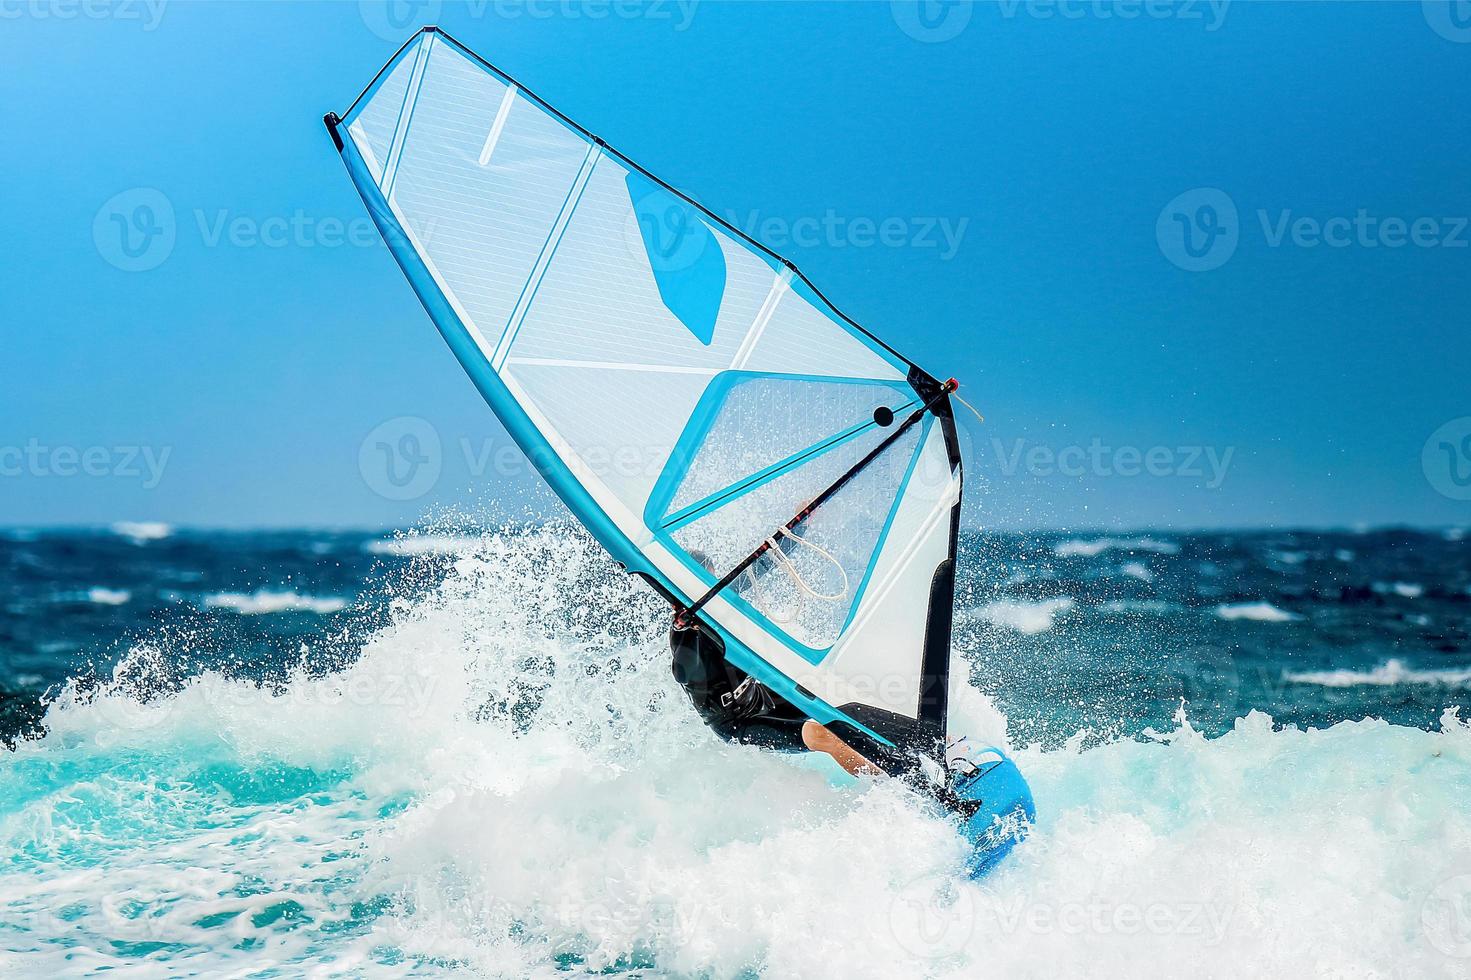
[[1054, 537, 1180, 558], [5, 526, 1471, 977], [202, 590, 348, 615], [110, 521, 172, 544], [1100, 599, 1177, 616], [1373, 581, 1425, 599], [1119, 561, 1154, 582], [86, 588, 131, 606], [970, 597, 1075, 635], [1214, 601, 1302, 623], [1284, 659, 1471, 689], [365, 533, 491, 556]]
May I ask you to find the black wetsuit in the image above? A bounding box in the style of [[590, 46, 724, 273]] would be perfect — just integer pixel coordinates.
[[669, 624, 807, 752]]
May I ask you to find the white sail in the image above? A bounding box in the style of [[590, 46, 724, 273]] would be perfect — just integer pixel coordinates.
[[327, 28, 963, 754]]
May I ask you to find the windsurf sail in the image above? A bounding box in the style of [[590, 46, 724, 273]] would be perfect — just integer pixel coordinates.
[[325, 27, 964, 761]]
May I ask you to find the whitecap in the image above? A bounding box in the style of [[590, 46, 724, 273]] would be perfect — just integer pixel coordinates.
[[969, 597, 1075, 634], [1214, 601, 1301, 623], [111, 521, 172, 543], [1284, 659, 1471, 688], [1372, 581, 1424, 599], [365, 533, 490, 556], [1119, 562, 1154, 582], [1100, 599, 1177, 615], [203, 590, 348, 615], [1054, 536, 1180, 558]]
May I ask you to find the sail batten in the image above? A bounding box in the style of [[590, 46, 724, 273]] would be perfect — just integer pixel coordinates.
[[328, 28, 963, 755]]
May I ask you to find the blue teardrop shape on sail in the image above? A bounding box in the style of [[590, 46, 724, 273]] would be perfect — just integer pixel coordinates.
[[626, 172, 726, 345]]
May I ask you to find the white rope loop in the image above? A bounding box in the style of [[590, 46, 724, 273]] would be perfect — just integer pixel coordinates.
[[741, 527, 850, 623]]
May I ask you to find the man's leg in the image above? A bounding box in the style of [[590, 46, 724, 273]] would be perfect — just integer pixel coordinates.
[[802, 720, 882, 777]]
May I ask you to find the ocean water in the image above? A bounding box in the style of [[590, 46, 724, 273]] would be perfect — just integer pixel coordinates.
[[2, 523, 1470, 976]]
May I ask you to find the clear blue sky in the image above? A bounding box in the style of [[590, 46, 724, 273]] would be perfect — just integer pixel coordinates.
[[3, 1, 1468, 530]]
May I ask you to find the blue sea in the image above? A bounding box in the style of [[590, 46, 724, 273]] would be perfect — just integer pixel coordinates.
[[2, 522, 1470, 976]]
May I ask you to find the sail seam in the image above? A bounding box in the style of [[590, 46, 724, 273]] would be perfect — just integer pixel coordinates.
[[380, 32, 435, 198], [478, 83, 519, 167], [730, 266, 792, 369], [491, 143, 602, 371]]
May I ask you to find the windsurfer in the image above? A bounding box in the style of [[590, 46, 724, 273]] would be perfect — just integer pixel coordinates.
[[668, 616, 880, 776]]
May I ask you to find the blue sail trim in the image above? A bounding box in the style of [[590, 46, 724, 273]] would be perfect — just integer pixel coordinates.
[[648, 372, 918, 533], [625, 170, 727, 345], [642, 368, 933, 667], [333, 125, 897, 747]]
